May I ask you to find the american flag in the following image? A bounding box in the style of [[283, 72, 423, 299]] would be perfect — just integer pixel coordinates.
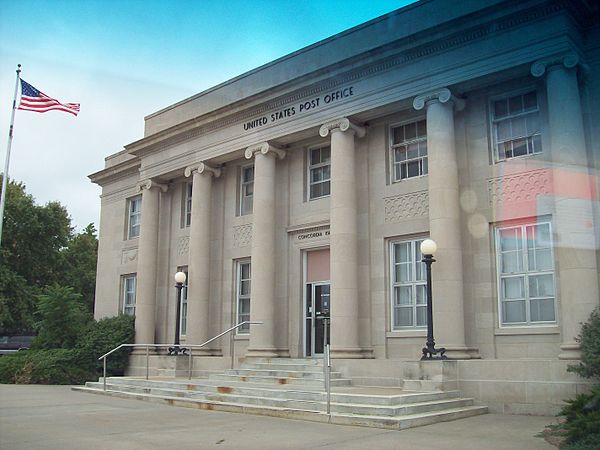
[[18, 79, 80, 116]]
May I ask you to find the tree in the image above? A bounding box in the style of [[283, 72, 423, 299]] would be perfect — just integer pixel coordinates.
[[62, 224, 98, 315], [33, 285, 89, 349]]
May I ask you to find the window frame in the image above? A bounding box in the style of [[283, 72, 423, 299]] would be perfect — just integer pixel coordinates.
[[490, 88, 543, 163], [239, 164, 254, 216], [389, 238, 428, 330], [121, 274, 137, 316], [127, 195, 142, 240], [236, 260, 251, 334], [307, 145, 331, 200], [495, 220, 557, 327], [183, 182, 192, 228], [389, 118, 428, 183]]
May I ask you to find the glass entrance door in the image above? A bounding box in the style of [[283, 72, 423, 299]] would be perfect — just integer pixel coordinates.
[[305, 282, 330, 356]]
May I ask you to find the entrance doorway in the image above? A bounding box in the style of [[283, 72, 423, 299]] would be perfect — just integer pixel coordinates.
[[304, 248, 330, 357]]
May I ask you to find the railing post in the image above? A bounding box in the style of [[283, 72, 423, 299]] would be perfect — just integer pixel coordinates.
[[103, 357, 107, 392], [188, 348, 193, 380], [146, 345, 149, 380]]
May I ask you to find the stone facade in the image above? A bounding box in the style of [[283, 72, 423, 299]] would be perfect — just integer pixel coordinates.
[[90, 0, 600, 414]]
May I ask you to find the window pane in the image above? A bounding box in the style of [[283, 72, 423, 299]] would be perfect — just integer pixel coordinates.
[[494, 99, 508, 118], [321, 147, 331, 162], [422, 157, 428, 175], [416, 120, 426, 138], [523, 91, 537, 110], [497, 120, 511, 141], [416, 284, 427, 304], [512, 139, 527, 157], [530, 298, 555, 322], [312, 167, 323, 182], [393, 127, 404, 144], [395, 286, 412, 305], [416, 306, 427, 327], [503, 300, 526, 323], [396, 307, 413, 327], [395, 147, 406, 162], [529, 274, 554, 297], [311, 148, 321, 165], [502, 277, 524, 299], [500, 228, 520, 251], [407, 143, 419, 160], [511, 116, 526, 137], [407, 160, 420, 178], [509, 95, 522, 114], [241, 263, 250, 279], [404, 122, 416, 140], [502, 252, 521, 273], [526, 114, 540, 135], [322, 181, 330, 196], [310, 184, 322, 199], [532, 134, 542, 153]]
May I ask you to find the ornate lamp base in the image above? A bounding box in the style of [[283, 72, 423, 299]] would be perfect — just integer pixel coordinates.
[[168, 346, 188, 356], [421, 343, 447, 360]]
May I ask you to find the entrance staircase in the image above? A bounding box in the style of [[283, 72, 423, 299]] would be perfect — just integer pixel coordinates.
[[73, 358, 487, 430]]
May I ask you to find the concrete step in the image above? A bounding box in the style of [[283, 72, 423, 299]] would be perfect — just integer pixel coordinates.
[[72, 386, 487, 430], [249, 358, 323, 366], [223, 368, 342, 379], [208, 373, 352, 386]]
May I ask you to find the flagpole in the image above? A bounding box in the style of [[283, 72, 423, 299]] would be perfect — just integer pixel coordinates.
[[0, 64, 22, 253]]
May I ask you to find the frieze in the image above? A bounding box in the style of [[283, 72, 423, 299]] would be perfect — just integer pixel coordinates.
[[488, 169, 551, 205], [126, 2, 563, 159], [384, 191, 429, 223], [233, 224, 252, 248]]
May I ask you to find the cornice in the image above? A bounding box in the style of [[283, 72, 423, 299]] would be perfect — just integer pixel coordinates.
[[244, 142, 286, 160], [319, 117, 366, 138], [184, 162, 222, 178], [136, 179, 169, 193], [88, 157, 140, 186], [125, 1, 568, 159]]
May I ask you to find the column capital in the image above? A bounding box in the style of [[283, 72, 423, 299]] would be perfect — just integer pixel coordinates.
[[319, 117, 366, 138], [413, 88, 465, 111], [184, 162, 221, 178], [531, 53, 579, 78], [136, 179, 168, 193], [244, 142, 286, 160]]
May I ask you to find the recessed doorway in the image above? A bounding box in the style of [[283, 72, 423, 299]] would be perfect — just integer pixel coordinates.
[[304, 248, 330, 357]]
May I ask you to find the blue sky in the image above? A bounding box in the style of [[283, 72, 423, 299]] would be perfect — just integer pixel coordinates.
[[0, 0, 416, 231]]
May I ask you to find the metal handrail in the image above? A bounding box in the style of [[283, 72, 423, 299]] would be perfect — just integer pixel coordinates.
[[99, 321, 263, 391]]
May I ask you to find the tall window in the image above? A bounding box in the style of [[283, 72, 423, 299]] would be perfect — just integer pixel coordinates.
[[308, 146, 331, 200], [496, 221, 556, 326], [127, 196, 142, 239], [390, 239, 427, 329], [183, 183, 192, 227], [240, 165, 254, 216], [178, 266, 188, 336], [492, 90, 542, 162], [122, 274, 136, 316], [390, 119, 427, 182], [236, 260, 251, 334]]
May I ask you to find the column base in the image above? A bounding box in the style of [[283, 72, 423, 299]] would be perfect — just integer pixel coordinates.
[[439, 346, 481, 360], [330, 347, 374, 359], [245, 348, 290, 358], [559, 343, 581, 360]]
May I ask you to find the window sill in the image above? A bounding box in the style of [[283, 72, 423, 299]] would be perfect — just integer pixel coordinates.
[[495, 326, 559, 336], [386, 330, 427, 338], [234, 334, 250, 340]]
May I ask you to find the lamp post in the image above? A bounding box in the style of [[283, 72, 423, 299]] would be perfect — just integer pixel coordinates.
[[168, 271, 187, 356], [420, 239, 446, 360]]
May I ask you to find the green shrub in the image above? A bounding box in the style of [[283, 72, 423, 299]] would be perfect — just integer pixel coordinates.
[[568, 308, 600, 381], [0, 349, 94, 385], [559, 386, 600, 448], [78, 314, 135, 376]]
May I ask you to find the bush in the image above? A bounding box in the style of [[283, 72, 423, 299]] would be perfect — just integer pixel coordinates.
[[0, 314, 135, 384], [78, 314, 135, 376], [0, 349, 94, 385], [568, 308, 600, 381], [559, 386, 600, 449]]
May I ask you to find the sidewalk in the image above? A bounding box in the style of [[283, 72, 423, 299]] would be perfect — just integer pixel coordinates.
[[0, 384, 556, 450]]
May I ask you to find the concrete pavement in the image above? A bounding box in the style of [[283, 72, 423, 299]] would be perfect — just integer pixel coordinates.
[[0, 384, 556, 449]]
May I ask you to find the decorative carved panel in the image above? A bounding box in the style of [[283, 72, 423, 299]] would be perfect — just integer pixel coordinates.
[[177, 236, 190, 256], [384, 191, 428, 223], [233, 224, 252, 248], [121, 247, 138, 264], [488, 169, 551, 205]]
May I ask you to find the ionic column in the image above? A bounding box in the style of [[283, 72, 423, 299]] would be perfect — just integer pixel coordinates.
[[414, 89, 474, 359], [532, 54, 599, 359], [134, 179, 168, 345], [319, 118, 369, 359], [244, 142, 286, 357], [184, 163, 221, 352]]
